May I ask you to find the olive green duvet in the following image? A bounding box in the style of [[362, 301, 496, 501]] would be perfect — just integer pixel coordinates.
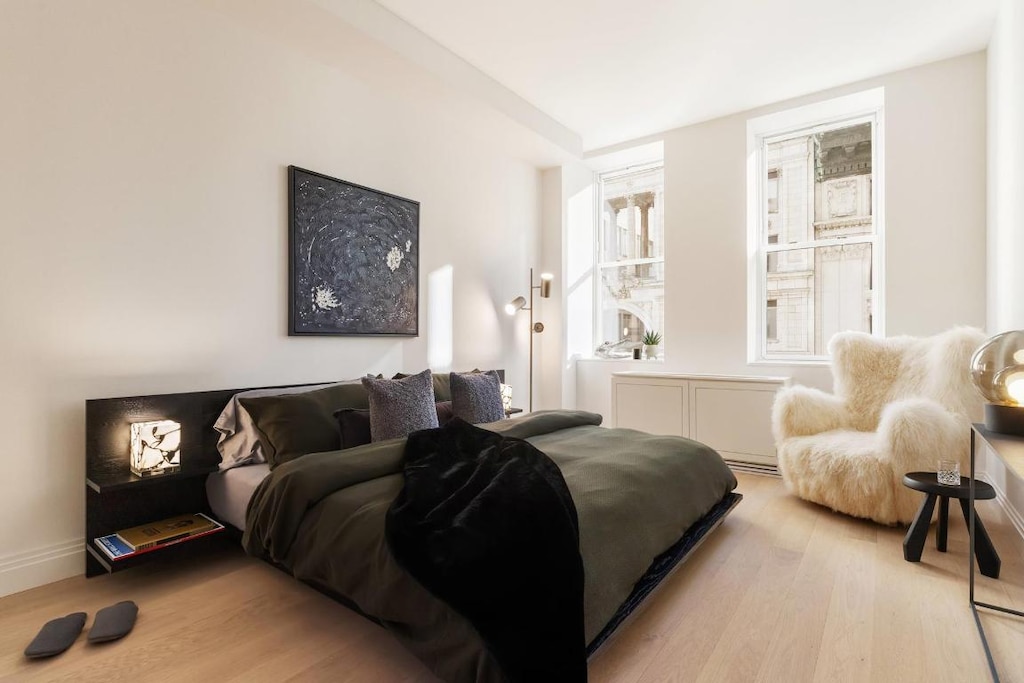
[[243, 410, 737, 682]]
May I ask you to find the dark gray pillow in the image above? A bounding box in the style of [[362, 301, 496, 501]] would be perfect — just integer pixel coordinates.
[[435, 400, 454, 426], [450, 370, 505, 424], [361, 369, 439, 441], [334, 408, 373, 450]]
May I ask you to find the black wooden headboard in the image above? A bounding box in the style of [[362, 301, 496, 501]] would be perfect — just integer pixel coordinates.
[[84, 370, 506, 490], [82, 371, 506, 577], [85, 381, 327, 490]]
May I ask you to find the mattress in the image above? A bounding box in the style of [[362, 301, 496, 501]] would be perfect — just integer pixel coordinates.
[[206, 463, 270, 531]]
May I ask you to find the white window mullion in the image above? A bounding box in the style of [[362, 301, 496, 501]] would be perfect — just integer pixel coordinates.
[[596, 256, 664, 268], [747, 88, 884, 364], [764, 236, 876, 252]]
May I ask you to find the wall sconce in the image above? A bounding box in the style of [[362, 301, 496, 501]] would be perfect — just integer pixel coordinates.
[[505, 268, 553, 412], [130, 420, 182, 477], [505, 296, 526, 316], [971, 330, 1024, 436]]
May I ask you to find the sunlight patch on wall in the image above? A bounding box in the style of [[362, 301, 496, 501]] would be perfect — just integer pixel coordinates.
[[428, 265, 454, 369]]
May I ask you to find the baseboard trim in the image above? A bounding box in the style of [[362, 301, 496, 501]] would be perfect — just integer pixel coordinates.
[[975, 469, 1024, 542], [0, 539, 84, 598]]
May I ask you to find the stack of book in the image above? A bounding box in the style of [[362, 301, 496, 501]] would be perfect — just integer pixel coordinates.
[[93, 512, 224, 561]]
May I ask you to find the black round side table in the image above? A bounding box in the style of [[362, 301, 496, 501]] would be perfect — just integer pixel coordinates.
[[902, 472, 1001, 578]]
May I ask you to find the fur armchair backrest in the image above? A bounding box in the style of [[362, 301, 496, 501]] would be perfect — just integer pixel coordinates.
[[828, 327, 987, 432]]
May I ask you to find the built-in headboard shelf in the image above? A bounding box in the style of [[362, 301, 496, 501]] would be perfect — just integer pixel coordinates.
[[84, 370, 507, 491], [83, 370, 507, 577], [85, 381, 329, 492]]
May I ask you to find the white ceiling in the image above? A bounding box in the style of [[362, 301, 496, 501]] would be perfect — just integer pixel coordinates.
[[372, 0, 998, 151]]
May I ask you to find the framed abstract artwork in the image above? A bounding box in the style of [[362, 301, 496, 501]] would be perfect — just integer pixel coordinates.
[[288, 166, 419, 336]]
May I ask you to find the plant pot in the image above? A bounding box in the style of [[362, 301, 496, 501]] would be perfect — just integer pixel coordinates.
[[644, 344, 659, 359]]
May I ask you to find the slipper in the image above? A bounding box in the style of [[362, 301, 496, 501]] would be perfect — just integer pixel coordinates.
[[87, 600, 138, 644], [24, 612, 87, 658]]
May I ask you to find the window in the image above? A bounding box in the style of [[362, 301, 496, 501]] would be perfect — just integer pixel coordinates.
[[747, 89, 884, 362], [767, 169, 779, 214], [596, 163, 665, 349]]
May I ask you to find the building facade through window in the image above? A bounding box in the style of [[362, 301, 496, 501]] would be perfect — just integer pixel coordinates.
[[749, 89, 883, 361], [596, 163, 665, 350]]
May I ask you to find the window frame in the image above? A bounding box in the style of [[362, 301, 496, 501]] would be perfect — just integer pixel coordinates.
[[746, 88, 886, 364], [594, 160, 666, 353]]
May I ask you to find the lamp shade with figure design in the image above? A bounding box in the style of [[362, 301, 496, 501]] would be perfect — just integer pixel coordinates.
[[130, 420, 182, 477]]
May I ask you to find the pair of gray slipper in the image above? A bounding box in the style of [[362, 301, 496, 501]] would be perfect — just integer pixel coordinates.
[[24, 601, 138, 659]]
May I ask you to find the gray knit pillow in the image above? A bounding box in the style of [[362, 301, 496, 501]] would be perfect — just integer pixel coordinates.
[[450, 371, 505, 424], [361, 369, 439, 441]]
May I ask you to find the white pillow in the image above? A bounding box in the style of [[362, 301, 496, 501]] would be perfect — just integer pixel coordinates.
[[215, 382, 336, 470]]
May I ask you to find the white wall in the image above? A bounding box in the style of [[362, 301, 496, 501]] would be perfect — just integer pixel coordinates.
[[574, 52, 988, 420], [987, 0, 1024, 333], [0, 0, 562, 596], [538, 161, 594, 412], [983, 0, 1024, 527], [537, 167, 563, 411]]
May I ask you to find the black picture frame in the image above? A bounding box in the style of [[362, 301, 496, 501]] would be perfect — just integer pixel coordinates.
[[288, 166, 420, 336]]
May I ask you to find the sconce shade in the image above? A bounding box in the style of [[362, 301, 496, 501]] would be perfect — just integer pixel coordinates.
[[539, 273, 553, 298], [505, 296, 527, 316], [971, 330, 1024, 436], [130, 420, 182, 477]]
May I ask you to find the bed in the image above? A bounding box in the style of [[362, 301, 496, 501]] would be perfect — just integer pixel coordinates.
[[206, 463, 269, 532], [90, 374, 739, 682]]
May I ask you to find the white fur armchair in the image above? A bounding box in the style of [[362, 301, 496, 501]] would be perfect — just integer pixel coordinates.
[[772, 327, 986, 525]]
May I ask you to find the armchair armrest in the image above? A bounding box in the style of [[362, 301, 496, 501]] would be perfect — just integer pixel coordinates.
[[771, 385, 848, 441], [878, 398, 971, 476]]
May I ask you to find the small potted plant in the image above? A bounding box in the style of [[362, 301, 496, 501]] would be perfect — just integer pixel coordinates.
[[642, 330, 662, 359]]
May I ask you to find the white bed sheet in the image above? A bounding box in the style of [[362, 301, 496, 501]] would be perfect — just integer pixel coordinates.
[[206, 463, 270, 531]]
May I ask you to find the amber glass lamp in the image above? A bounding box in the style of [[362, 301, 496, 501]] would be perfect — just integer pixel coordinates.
[[971, 330, 1024, 436]]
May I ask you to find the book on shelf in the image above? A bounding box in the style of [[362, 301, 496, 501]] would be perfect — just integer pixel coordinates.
[[94, 533, 134, 560], [115, 512, 224, 552], [93, 513, 224, 561]]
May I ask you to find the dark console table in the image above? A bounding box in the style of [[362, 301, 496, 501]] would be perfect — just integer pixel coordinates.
[[970, 424, 1024, 682]]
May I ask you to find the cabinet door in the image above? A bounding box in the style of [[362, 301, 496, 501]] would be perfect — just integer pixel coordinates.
[[614, 382, 687, 436], [689, 380, 778, 465]]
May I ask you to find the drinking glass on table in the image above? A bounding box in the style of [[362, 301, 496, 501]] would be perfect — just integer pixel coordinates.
[[937, 459, 961, 486]]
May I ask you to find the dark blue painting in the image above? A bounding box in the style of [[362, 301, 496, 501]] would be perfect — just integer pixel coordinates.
[[288, 166, 419, 336]]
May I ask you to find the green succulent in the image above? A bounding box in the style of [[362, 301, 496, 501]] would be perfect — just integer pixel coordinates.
[[642, 330, 663, 346]]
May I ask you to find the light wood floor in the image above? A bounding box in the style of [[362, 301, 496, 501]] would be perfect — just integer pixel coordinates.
[[2, 473, 1023, 682]]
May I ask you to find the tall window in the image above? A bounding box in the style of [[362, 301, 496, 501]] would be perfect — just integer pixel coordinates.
[[748, 90, 884, 362], [596, 163, 665, 349]]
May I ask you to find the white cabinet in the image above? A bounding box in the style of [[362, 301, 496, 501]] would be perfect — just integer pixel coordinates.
[[615, 381, 688, 437], [611, 372, 789, 470]]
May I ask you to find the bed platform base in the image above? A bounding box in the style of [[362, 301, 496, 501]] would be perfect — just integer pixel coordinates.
[[587, 491, 742, 656]]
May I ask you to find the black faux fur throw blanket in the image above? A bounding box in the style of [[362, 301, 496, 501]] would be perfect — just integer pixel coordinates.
[[385, 418, 587, 682]]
